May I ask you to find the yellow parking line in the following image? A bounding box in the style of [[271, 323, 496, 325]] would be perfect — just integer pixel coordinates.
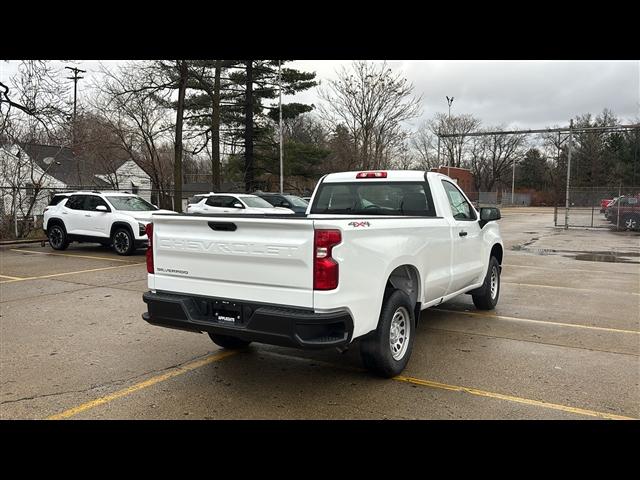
[[0, 263, 143, 283], [11, 248, 140, 264], [503, 281, 640, 296], [258, 351, 636, 420], [47, 350, 240, 420], [393, 375, 635, 420], [0, 274, 24, 280], [433, 308, 640, 335]]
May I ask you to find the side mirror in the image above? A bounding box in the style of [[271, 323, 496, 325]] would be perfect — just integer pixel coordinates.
[[233, 203, 244, 209], [479, 207, 501, 227], [279, 201, 289, 208], [96, 205, 108, 212]]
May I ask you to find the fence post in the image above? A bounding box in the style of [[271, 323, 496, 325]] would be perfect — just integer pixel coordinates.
[[554, 204, 558, 226], [616, 184, 621, 229], [564, 120, 573, 229]]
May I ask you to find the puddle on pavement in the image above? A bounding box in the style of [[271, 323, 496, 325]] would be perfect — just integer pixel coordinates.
[[570, 253, 640, 264], [510, 245, 640, 263]]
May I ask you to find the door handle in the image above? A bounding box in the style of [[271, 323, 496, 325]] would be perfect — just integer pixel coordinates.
[[85, 214, 92, 217], [459, 231, 468, 237], [62, 211, 68, 215]]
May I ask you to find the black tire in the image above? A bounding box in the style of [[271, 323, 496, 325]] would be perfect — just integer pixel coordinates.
[[622, 214, 639, 231], [360, 289, 415, 378], [472, 256, 501, 310], [111, 227, 135, 256], [47, 223, 69, 250], [208, 333, 251, 349]]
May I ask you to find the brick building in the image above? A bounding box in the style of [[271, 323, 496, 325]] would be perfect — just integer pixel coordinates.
[[430, 166, 475, 195]]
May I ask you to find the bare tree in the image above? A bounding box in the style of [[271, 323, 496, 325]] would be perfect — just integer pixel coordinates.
[[429, 113, 481, 169], [94, 64, 175, 208], [411, 120, 439, 170], [468, 128, 528, 192], [318, 61, 422, 170], [1, 61, 69, 142]]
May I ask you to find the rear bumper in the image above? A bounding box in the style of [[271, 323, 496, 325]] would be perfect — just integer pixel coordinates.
[[142, 291, 353, 349]]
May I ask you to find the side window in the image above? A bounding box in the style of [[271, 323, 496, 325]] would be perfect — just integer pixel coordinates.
[[442, 181, 475, 221], [85, 195, 109, 211], [66, 195, 86, 210], [205, 196, 219, 207], [226, 196, 242, 208]]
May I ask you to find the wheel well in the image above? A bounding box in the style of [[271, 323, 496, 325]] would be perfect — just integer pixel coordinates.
[[110, 222, 134, 238], [47, 218, 65, 231], [384, 265, 421, 324], [491, 243, 503, 266]]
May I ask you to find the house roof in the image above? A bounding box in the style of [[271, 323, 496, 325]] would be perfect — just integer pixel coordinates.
[[17, 143, 136, 187]]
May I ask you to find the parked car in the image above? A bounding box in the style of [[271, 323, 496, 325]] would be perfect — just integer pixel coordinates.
[[253, 192, 309, 215], [600, 198, 614, 213], [43, 191, 175, 255], [186, 193, 295, 215], [605, 195, 640, 230], [142, 170, 503, 377]]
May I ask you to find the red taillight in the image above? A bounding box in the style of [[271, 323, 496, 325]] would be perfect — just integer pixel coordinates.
[[356, 171, 387, 179], [145, 223, 154, 274], [314, 229, 341, 290]]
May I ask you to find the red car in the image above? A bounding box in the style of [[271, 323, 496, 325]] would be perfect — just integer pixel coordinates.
[[600, 198, 613, 213]]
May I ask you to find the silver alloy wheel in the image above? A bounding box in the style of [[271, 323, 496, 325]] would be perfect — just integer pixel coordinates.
[[625, 217, 637, 230], [490, 266, 499, 299], [389, 306, 410, 361], [49, 226, 63, 248], [114, 231, 130, 253]]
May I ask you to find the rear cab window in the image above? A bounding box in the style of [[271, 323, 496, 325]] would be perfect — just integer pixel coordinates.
[[310, 181, 437, 216]]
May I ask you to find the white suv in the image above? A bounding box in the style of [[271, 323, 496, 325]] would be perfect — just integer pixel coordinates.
[[43, 191, 175, 255], [186, 193, 294, 215]]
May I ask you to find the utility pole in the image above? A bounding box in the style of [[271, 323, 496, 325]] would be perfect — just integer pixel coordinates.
[[65, 66, 85, 145], [278, 60, 283, 194], [65, 66, 85, 186], [446, 96, 454, 177]]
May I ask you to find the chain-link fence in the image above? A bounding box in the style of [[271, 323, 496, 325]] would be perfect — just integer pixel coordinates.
[[554, 186, 640, 230]]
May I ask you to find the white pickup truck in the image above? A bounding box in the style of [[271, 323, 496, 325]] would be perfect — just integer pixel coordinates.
[[142, 170, 503, 377]]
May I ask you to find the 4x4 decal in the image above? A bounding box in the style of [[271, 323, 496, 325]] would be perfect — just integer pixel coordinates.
[[348, 221, 370, 228]]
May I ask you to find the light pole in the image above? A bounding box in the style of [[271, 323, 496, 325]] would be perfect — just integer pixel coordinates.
[[446, 96, 454, 177]]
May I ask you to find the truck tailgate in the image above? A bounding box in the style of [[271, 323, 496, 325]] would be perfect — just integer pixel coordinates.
[[150, 215, 315, 308]]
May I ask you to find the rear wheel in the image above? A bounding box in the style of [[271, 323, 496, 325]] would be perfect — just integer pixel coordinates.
[[472, 256, 500, 310], [48, 224, 69, 250], [208, 333, 251, 349], [360, 289, 415, 378], [112, 228, 135, 256]]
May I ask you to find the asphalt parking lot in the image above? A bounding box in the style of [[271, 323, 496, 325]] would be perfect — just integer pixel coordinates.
[[1, 207, 639, 420]]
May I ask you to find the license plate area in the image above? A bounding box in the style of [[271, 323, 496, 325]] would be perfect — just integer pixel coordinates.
[[211, 300, 242, 325]]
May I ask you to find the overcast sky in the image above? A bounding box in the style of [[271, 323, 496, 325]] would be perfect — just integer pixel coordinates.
[[2, 60, 638, 130]]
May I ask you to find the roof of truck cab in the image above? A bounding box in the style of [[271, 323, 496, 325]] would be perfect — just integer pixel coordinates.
[[322, 170, 438, 183]]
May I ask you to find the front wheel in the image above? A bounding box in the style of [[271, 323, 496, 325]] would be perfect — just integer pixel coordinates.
[[360, 289, 415, 378], [472, 256, 501, 310], [622, 214, 639, 231], [112, 228, 135, 256]]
